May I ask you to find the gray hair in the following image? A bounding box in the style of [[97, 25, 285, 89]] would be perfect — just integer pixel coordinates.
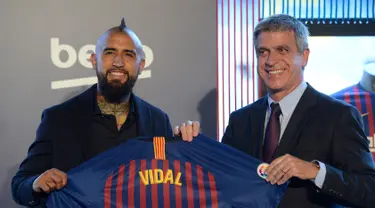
[[253, 14, 310, 53]]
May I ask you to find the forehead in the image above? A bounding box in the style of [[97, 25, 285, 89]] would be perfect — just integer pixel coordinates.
[[257, 31, 297, 48], [101, 32, 136, 50]]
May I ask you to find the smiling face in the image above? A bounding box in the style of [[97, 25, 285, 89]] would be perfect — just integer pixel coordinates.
[[90, 31, 145, 103], [256, 30, 309, 101]]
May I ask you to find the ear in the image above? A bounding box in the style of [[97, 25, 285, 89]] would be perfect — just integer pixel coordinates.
[[138, 59, 145, 74], [90, 53, 97, 70], [301, 48, 310, 68]]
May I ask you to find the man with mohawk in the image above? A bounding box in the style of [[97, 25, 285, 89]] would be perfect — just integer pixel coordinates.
[[11, 18, 195, 207]]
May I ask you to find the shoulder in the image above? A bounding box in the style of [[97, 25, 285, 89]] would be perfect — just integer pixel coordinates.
[[133, 95, 168, 116], [318, 89, 356, 110], [313, 88, 361, 119], [230, 97, 266, 119], [42, 86, 94, 117]]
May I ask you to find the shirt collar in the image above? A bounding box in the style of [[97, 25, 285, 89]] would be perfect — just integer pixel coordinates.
[[267, 81, 307, 116]]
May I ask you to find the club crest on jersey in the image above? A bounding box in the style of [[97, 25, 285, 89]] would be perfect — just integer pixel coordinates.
[[257, 163, 269, 179]]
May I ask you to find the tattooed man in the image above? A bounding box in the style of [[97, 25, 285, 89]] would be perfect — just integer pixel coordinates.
[[11, 18, 197, 207]]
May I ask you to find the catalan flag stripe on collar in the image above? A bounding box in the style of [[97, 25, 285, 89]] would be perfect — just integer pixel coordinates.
[[153, 137, 166, 160]]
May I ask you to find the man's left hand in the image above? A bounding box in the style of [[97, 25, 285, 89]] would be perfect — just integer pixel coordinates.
[[265, 154, 320, 185]]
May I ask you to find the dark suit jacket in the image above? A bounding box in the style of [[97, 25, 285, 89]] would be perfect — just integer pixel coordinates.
[[222, 85, 375, 208], [11, 85, 173, 207]]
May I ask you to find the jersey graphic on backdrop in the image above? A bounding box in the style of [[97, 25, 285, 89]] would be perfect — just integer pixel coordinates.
[[46, 134, 287, 208], [331, 83, 375, 159]]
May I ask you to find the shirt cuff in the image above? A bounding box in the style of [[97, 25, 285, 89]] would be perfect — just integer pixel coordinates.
[[311, 160, 326, 189]]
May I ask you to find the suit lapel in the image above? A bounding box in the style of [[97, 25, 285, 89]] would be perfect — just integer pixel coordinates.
[[249, 97, 268, 159], [273, 85, 318, 158], [133, 95, 151, 137], [74, 85, 98, 161]]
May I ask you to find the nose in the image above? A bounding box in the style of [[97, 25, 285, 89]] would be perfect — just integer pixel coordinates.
[[265, 52, 278, 68], [113, 54, 124, 67]]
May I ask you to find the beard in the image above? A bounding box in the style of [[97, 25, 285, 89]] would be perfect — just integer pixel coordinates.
[[97, 69, 138, 103]]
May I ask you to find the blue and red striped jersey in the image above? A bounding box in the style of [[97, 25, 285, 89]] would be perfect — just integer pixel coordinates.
[[331, 83, 375, 159], [46, 134, 287, 208]]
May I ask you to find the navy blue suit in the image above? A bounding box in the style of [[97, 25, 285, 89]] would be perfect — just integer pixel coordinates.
[[222, 85, 375, 208], [11, 85, 173, 207]]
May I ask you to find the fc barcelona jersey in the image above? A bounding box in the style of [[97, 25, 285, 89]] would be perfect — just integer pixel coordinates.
[[331, 83, 375, 159], [46, 134, 287, 208]]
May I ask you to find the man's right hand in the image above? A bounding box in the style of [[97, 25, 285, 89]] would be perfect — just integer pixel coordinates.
[[32, 168, 67, 193], [174, 120, 200, 142]]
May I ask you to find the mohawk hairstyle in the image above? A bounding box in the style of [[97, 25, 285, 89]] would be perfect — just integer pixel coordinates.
[[95, 17, 145, 59], [120, 17, 127, 29]]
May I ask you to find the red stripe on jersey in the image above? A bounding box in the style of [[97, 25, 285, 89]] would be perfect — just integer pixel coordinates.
[[116, 165, 125, 208], [174, 160, 182, 208], [364, 92, 375, 136], [353, 86, 363, 114], [128, 160, 136, 207], [140, 160, 147, 208], [156, 137, 162, 160], [157, 138, 161, 159], [162, 138, 166, 159], [208, 173, 218, 208], [344, 91, 351, 104], [163, 160, 170, 208], [104, 174, 113, 208], [152, 159, 158, 208], [197, 165, 206, 208], [157, 137, 162, 159], [185, 162, 194, 208]]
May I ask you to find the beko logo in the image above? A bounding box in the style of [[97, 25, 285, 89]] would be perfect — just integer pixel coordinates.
[[50, 38, 153, 90]]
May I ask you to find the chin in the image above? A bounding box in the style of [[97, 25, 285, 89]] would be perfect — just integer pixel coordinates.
[[108, 80, 125, 86], [267, 83, 287, 93], [268, 87, 283, 93], [265, 80, 284, 89]]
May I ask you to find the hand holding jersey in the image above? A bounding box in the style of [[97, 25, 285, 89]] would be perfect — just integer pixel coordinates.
[[30, 120, 199, 197], [176, 121, 320, 186], [33, 169, 67, 193], [46, 135, 288, 208], [174, 120, 200, 142], [264, 154, 320, 185]]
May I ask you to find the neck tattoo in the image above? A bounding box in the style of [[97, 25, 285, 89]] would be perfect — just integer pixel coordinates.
[[97, 95, 130, 130], [97, 95, 130, 115]]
